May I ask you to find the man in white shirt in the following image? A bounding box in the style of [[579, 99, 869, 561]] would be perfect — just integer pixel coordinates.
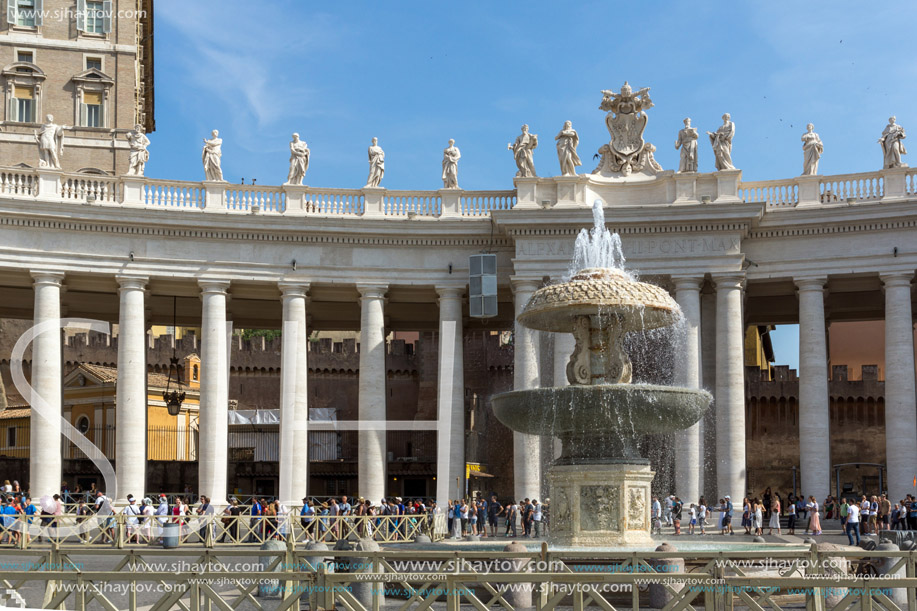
[[532, 500, 543, 538], [845, 502, 861, 545], [665, 495, 674, 526]]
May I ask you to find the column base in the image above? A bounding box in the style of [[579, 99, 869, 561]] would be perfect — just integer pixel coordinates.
[[547, 462, 654, 547]]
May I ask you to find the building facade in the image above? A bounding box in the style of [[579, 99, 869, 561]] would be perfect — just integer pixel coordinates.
[[0, 0, 153, 173]]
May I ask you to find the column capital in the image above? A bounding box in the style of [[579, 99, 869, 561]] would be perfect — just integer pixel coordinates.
[[671, 275, 704, 292], [510, 276, 542, 295], [794, 276, 828, 291], [30, 270, 64, 286], [880, 272, 914, 288], [710, 272, 745, 290], [356, 282, 388, 300], [435, 285, 465, 300], [278, 281, 310, 298], [198, 279, 230, 294], [115, 275, 149, 291]]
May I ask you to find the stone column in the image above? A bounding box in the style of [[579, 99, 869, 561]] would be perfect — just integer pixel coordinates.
[[553, 332, 575, 461], [712, 274, 746, 514], [881, 272, 917, 502], [512, 278, 542, 502], [279, 282, 309, 505], [673, 276, 703, 505], [436, 286, 465, 506], [701, 288, 717, 502], [198, 280, 230, 503], [30, 272, 64, 500], [115, 275, 148, 503], [796, 277, 830, 502], [357, 283, 388, 503]]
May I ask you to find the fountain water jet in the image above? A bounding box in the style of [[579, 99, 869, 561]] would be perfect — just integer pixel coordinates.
[[493, 200, 711, 546]]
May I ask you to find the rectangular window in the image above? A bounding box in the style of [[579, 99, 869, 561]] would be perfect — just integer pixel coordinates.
[[76, 0, 110, 34], [6, 427, 15, 448], [10, 85, 34, 122], [85, 56, 102, 71], [11, 0, 37, 27], [81, 90, 102, 127], [16, 49, 33, 63]]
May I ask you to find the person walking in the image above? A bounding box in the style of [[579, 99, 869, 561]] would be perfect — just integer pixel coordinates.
[[807, 496, 822, 535], [845, 500, 861, 545]]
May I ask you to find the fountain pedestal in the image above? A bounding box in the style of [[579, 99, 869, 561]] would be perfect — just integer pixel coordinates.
[[548, 463, 654, 547]]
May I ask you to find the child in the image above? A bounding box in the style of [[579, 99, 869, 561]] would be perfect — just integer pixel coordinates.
[[697, 501, 707, 535], [688, 504, 697, 534]]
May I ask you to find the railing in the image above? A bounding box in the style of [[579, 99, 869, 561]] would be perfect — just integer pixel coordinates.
[[738, 179, 798, 207], [142, 179, 204, 208], [0, 545, 912, 610], [461, 190, 516, 215], [225, 185, 286, 213], [4, 166, 916, 217], [61, 426, 115, 460], [384, 191, 441, 216], [0, 169, 37, 196], [820, 171, 884, 202], [0, 511, 446, 548], [304, 187, 364, 215], [61, 173, 120, 204]]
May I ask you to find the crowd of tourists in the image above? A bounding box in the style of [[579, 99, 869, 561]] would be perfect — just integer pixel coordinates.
[[650, 486, 917, 544], [0, 479, 554, 544], [445, 496, 546, 538]]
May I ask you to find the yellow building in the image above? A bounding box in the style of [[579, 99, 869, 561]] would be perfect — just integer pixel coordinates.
[[0, 354, 203, 463]]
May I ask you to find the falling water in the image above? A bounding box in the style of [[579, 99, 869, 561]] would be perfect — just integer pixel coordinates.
[[570, 200, 628, 276]]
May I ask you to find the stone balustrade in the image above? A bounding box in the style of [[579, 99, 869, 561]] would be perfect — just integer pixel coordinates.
[[2, 166, 916, 217]]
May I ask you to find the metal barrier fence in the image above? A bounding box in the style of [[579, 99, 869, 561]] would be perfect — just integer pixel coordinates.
[[0, 512, 446, 548], [0, 545, 913, 610]]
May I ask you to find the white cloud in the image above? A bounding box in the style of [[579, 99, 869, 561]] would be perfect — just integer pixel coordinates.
[[157, 1, 341, 151]]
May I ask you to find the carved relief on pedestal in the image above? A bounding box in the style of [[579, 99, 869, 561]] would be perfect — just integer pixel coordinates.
[[551, 486, 571, 533], [627, 487, 647, 530], [580, 485, 620, 532]]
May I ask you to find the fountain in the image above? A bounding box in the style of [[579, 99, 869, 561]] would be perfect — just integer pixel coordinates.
[[492, 201, 712, 546]]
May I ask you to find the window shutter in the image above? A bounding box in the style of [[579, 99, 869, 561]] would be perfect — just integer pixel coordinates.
[[80, 102, 87, 127], [75, 0, 85, 31], [33, 0, 41, 25], [7, 0, 16, 27], [101, 0, 111, 33], [8, 97, 17, 122], [100, 97, 105, 127]]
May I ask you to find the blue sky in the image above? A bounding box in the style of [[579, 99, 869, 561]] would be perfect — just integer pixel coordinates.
[[150, 0, 916, 368]]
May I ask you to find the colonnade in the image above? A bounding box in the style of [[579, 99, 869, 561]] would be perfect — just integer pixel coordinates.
[[27, 275, 467, 506], [665, 273, 917, 509], [25, 269, 917, 509]]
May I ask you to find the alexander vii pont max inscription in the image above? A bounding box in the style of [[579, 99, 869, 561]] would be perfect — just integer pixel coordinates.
[[518, 237, 741, 257]]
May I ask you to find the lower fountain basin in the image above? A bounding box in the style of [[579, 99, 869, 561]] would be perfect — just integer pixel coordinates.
[[492, 384, 711, 464]]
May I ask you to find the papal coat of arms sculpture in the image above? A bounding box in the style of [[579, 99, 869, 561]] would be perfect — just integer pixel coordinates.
[[592, 81, 663, 177]]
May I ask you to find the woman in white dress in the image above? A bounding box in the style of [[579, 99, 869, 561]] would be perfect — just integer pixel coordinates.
[[753, 499, 763, 536], [768, 496, 781, 535]]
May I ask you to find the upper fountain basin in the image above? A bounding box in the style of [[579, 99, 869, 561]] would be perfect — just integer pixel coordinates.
[[518, 268, 680, 333], [491, 384, 711, 438]]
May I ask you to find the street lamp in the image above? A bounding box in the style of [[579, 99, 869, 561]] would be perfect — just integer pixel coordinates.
[[162, 296, 185, 417]]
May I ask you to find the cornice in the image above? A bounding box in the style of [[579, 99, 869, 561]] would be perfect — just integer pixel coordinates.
[[0, 202, 514, 249], [748, 199, 917, 240]]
